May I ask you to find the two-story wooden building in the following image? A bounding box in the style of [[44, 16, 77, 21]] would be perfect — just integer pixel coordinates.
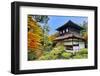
[[55, 20, 85, 52]]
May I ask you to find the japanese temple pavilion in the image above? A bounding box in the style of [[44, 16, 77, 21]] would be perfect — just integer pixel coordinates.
[[55, 20, 85, 52]]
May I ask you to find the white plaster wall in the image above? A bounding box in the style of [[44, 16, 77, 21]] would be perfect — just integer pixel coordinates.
[[73, 41, 79, 45], [64, 41, 79, 45], [79, 42, 85, 49], [64, 42, 72, 45]]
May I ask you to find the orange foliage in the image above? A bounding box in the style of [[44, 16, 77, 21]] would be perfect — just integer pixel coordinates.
[[27, 16, 43, 58], [48, 33, 58, 41], [28, 16, 43, 35], [28, 32, 41, 49]]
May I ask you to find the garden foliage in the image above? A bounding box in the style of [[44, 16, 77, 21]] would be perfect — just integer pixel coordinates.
[[28, 15, 88, 60]]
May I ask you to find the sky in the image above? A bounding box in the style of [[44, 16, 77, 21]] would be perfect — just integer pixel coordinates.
[[34, 15, 88, 35], [47, 16, 88, 35]]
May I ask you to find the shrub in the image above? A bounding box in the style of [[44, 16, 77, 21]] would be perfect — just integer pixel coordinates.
[[73, 48, 88, 59], [61, 52, 72, 59], [73, 54, 83, 59], [78, 48, 88, 55], [39, 53, 59, 60], [43, 51, 50, 55], [39, 45, 65, 60], [81, 54, 88, 58], [28, 52, 36, 60], [39, 54, 51, 60], [50, 45, 65, 55]]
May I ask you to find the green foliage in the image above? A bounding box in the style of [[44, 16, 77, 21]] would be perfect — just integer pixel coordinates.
[[39, 45, 88, 60], [76, 48, 88, 55], [50, 45, 65, 55], [73, 48, 88, 59], [28, 52, 36, 60], [82, 54, 88, 58], [39, 45, 65, 60], [28, 16, 88, 61], [39, 54, 51, 60], [29, 47, 88, 60], [73, 54, 83, 59], [44, 39, 53, 52], [61, 52, 72, 59], [39, 52, 58, 60]]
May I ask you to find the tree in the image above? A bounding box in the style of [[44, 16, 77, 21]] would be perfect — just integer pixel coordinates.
[[48, 32, 59, 47], [32, 15, 49, 23], [28, 16, 43, 59], [83, 21, 88, 31], [32, 15, 50, 52], [81, 21, 88, 48], [28, 16, 43, 36], [28, 32, 41, 49], [49, 32, 59, 41]]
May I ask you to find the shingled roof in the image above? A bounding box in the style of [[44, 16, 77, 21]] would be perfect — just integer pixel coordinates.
[[54, 34, 84, 41], [56, 20, 83, 31]]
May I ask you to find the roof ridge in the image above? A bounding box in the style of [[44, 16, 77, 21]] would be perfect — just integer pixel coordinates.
[[56, 20, 83, 31]]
